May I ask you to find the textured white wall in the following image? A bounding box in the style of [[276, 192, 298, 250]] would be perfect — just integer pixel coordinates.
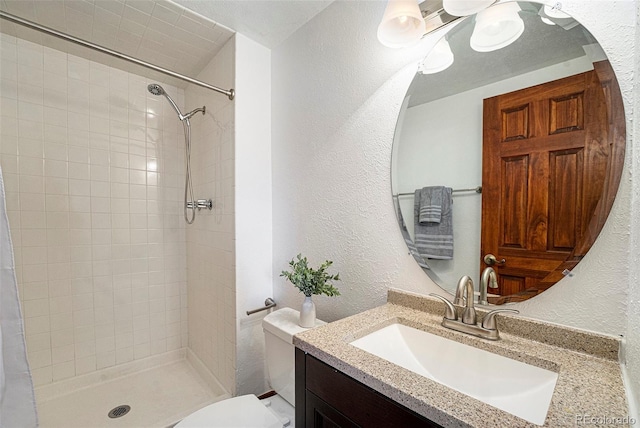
[[272, 0, 636, 338], [234, 33, 273, 396], [624, 0, 640, 416], [272, 1, 431, 319], [185, 38, 236, 394]]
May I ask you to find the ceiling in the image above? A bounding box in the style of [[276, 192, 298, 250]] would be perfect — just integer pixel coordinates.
[[174, 0, 334, 49], [0, 0, 604, 100], [0, 0, 333, 86]]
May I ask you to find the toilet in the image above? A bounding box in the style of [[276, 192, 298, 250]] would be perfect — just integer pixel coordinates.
[[175, 308, 325, 428]]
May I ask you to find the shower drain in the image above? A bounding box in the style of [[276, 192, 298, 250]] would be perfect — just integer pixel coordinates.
[[108, 405, 131, 419]]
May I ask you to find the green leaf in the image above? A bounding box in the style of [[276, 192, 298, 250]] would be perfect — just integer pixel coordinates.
[[280, 253, 341, 297]]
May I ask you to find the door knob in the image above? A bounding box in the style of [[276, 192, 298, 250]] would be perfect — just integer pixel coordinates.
[[483, 254, 506, 266]]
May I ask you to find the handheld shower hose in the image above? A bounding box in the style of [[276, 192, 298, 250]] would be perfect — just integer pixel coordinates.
[[147, 83, 206, 224]]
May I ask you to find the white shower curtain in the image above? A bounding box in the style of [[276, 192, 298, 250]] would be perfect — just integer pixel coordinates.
[[0, 166, 38, 427]]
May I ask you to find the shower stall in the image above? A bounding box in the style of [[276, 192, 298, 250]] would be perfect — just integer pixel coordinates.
[[0, 3, 272, 426]]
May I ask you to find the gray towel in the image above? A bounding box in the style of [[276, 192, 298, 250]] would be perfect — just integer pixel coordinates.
[[395, 200, 431, 271], [414, 187, 453, 259], [418, 186, 445, 224]]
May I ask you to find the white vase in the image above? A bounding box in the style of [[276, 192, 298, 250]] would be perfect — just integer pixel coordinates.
[[299, 295, 316, 328]]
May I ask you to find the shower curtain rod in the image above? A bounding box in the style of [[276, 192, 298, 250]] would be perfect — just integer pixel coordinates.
[[0, 10, 235, 100]]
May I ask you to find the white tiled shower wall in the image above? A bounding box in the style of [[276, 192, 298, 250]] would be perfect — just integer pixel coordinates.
[[0, 35, 189, 386], [185, 39, 236, 394]]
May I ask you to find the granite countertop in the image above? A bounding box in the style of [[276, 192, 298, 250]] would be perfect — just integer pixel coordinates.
[[293, 290, 628, 428]]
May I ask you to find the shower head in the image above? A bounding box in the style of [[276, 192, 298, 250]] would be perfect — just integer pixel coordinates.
[[147, 83, 165, 96], [147, 82, 206, 122], [148, 82, 183, 119]]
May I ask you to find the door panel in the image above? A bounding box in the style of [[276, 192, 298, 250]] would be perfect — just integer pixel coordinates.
[[501, 155, 528, 248], [548, 148, 583, 251], [481, 65, 610, 297], [549, 92, 584, 134]]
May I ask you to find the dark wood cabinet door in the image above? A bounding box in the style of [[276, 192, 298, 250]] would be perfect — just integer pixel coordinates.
[[306, 391, 360, 428], [296, 348, 441, 428]]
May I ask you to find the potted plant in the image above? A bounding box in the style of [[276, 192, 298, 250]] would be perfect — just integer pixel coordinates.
[[280, 254, 340, 327]]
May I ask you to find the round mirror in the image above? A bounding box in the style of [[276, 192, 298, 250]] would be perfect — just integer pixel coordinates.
[[391, 1, 625, 304]]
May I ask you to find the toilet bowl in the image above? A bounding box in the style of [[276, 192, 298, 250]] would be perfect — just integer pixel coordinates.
[[175, 308, 325, 428]]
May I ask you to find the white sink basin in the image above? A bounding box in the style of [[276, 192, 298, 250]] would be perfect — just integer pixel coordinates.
[[349, 323, 558, 425]]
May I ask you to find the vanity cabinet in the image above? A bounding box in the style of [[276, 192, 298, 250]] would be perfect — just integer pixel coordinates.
[[295, 348, 441, 428]]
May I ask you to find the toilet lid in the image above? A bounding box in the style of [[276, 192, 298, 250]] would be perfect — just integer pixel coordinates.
[[175, 395, 282, 428]]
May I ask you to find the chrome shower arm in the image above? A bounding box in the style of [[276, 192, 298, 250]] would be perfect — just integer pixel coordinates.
[[182, 106, 206, 120], [162, 92, 185, 120]]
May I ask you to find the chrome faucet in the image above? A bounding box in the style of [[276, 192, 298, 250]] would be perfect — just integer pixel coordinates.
[[430, 275, 519, 340], [478, 267, 499, 306], [453, 275, 470, 306], [458, 275, 477, 325]]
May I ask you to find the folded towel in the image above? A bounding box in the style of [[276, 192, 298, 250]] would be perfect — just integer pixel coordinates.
[[418, 186, 446, 224], [414, 187, 453, 259]]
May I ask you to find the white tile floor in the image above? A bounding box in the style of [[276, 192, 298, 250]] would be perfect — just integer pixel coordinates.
[[37, 359, 229, 428]]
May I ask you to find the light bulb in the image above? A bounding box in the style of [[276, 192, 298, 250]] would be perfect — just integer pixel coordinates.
[[418, 37, 454, 74], [470, 2, 524, 53], [377, 0, 426, 48], [443, 0, 496, 17]]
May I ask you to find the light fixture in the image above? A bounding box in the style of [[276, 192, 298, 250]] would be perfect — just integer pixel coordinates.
[[470, 2, 524, 52], [442, 0, 496, 17], [418, 37, 454, 74], [377, 0, 462, 48], [377, 0, 426, 48]]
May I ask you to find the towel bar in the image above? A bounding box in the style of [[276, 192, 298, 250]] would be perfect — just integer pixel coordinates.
[[246, 298, 277, 316], [394, 186, 482, 198]]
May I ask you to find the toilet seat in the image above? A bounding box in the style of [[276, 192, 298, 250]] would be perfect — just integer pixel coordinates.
[[175, 394, 283, 428]]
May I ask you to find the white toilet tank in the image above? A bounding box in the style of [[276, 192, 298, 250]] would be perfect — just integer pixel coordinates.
[[262, 308, 325, 406]]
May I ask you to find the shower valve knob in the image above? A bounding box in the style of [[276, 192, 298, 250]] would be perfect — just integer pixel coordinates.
[[186, 199, 213, 210]]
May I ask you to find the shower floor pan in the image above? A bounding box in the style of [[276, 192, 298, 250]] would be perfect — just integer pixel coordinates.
[[36, 350, 229, 428]]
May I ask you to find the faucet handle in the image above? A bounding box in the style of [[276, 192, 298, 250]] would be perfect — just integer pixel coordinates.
[[429, 294, 457, 320], [481, 308, 519, 330]]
